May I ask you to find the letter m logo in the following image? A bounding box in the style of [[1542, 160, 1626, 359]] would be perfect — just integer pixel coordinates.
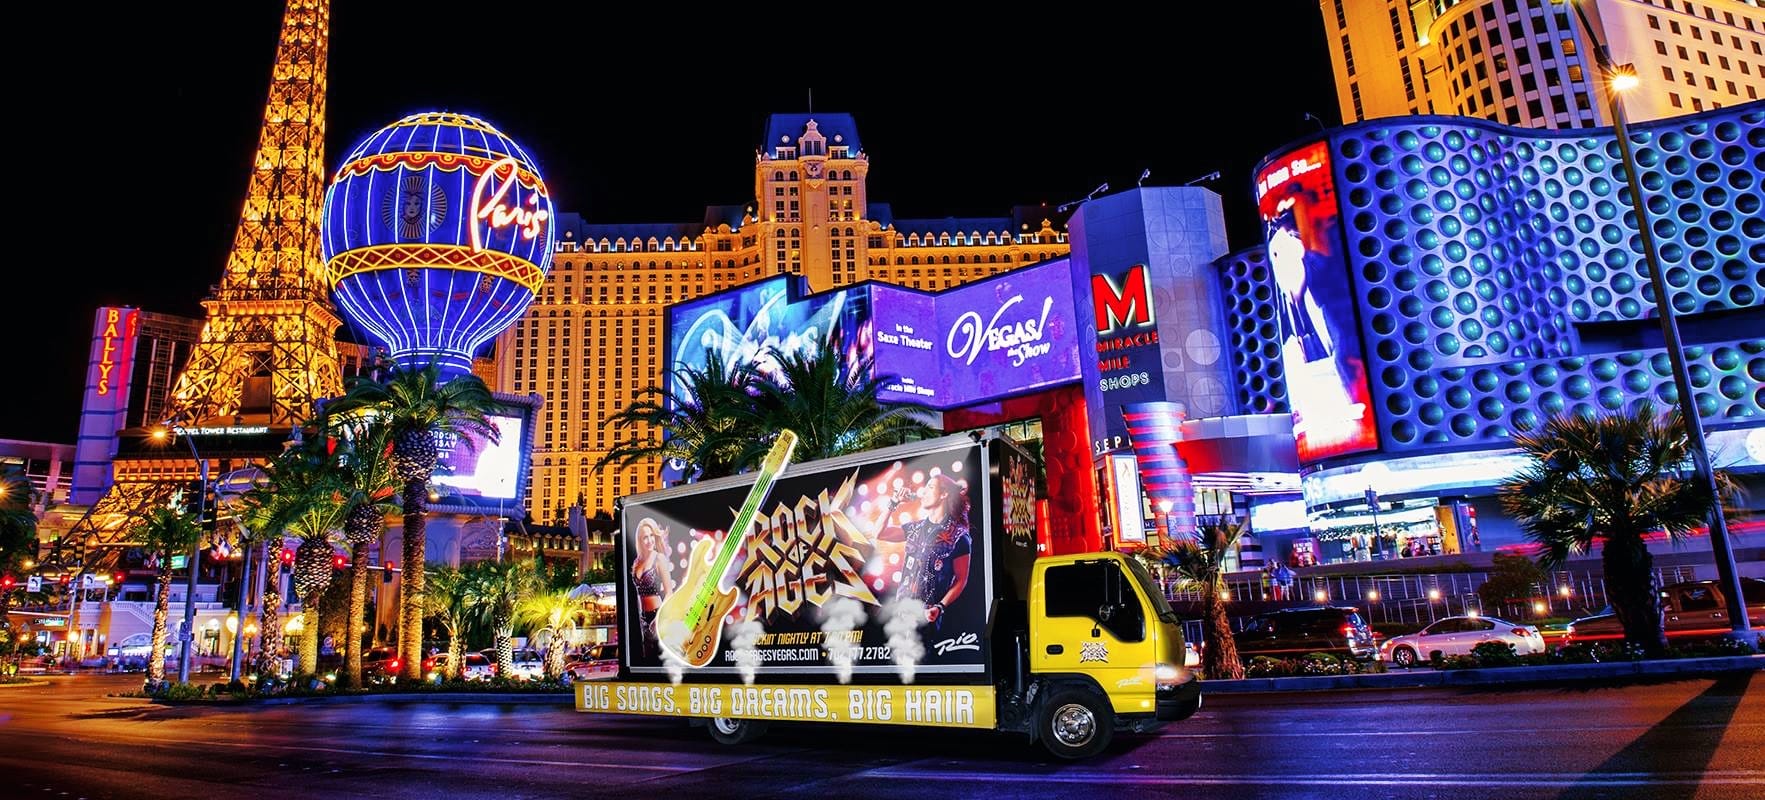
[[1092, 265, 1155, 333]]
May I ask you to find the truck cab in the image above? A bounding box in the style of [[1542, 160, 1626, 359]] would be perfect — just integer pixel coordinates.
[[1021, 551, 1199, 758]]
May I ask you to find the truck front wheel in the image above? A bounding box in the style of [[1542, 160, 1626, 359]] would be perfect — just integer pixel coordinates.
[[706, 717, 768, 746], [1038, 688, 1113, 759]]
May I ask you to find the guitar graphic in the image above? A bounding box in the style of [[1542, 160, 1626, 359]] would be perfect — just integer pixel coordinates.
[[655, 430, 799, 668]]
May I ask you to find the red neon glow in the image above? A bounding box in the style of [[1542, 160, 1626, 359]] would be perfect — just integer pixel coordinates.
[[469, 156, 550, 253], [1092, 265, 1155, 333]]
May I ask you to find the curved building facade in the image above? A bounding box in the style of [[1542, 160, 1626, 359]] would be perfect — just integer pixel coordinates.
[[1231, 101, 1765, 563]]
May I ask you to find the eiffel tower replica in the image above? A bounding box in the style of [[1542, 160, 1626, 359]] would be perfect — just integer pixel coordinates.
[[51, 0, 340, 569]]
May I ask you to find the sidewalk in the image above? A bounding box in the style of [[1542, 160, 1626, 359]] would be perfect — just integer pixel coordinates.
[[1200, 654, 1764, 693]]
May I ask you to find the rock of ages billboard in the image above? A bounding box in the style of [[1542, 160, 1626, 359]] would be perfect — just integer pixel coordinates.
[[623, 440, 1017, 682]]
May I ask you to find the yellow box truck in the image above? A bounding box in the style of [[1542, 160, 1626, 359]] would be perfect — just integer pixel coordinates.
[[576, 432, 1200, 758]]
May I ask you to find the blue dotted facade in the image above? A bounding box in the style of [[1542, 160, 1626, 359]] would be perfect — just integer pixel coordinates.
[[1229, 102, 1765, 460], [1217, 246, 1291, 415]]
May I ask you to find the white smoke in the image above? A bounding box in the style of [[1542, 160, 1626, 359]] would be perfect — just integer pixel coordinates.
[[662, 651, 686, 686], [883, 599, 928, 684], [819, 598, 868, 684], [731, 619, 766, 686]]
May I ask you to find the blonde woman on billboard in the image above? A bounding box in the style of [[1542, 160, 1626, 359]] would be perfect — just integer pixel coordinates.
[[631, 518, 675, 659]]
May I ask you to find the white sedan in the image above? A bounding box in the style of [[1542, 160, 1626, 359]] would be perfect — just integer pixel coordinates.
[[1381, 615, 1545, 667]]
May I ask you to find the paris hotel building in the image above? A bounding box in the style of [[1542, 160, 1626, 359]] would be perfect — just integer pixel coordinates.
[[496, 114, 1073, 520]]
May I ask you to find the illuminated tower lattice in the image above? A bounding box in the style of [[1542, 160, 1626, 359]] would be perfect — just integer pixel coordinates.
[[51, 0, 337, 564], [169, 0, 342, 425]]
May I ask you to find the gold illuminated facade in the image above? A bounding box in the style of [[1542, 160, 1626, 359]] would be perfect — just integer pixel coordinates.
[[53, 0, 338, 562], [1321, 0, 1764, 128], [498, 114, 1071, 520]]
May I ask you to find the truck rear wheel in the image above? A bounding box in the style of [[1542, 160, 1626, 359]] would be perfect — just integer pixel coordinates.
[[706, 717, 768, 746], [1038, 688, 1113, 759]]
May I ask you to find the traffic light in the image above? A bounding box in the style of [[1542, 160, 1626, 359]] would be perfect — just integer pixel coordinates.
[[280, 547, 296, 573], [332, 553, 348, 570], [1, 575, 13, 590], [113, 573, 126, 586], [382, 561, 395, 584]]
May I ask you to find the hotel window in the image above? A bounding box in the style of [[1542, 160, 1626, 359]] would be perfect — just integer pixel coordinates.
[[1389, 6, 1406, 48], [1657, 40, 1669, 55], [1342, 35, 1355, 76], [1649, 14, 1659, 29], [1663, 65, 1676, 80]]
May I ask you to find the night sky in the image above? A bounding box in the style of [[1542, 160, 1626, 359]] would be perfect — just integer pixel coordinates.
[[10, 2, 1336, 443]]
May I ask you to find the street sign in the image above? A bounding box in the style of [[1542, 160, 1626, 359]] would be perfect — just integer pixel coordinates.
[[170, 554, 188, 570], [26, 576, 41, 592], [79, 574, 100, 589]]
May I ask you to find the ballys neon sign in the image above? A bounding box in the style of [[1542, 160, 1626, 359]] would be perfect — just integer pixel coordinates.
[[469, 156, 550, 253], [95, 308, 137, 396], [946, 295, 1055, 368]]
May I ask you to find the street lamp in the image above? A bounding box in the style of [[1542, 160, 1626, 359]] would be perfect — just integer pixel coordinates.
[[1569, 2, 1753, 642], [156, 423, 207, 684]]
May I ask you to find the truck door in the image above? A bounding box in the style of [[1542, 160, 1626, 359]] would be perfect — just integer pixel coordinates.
[[1033, 560, 1159, 715]]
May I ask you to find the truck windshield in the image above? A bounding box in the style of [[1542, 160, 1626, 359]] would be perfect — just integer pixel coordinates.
[[1124, 558, 1179, 623]]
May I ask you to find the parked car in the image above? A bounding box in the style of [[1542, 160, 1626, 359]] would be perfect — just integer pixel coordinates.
[[1233, 606, 1377, 662], [479, 648, 546, 680], [563, 642, 620, 682], [1565, 578, 1765, 646], [360, 646, 403, 683], [1380, 615, 1544, 666], [424, 652, 494, 681]]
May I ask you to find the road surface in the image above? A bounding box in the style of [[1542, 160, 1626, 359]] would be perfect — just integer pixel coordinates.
[[2, 671, 1761, 799]]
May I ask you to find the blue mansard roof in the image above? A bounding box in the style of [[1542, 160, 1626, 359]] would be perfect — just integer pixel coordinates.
[[762, 113, 862, 155]]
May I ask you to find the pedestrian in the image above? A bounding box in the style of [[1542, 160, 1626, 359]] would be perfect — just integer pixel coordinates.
[[1274, 562, 1295, 601]]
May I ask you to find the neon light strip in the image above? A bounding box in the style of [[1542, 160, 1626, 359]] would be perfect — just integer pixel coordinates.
[[333, 152, 548, 196], [325, 245, 545, 292]]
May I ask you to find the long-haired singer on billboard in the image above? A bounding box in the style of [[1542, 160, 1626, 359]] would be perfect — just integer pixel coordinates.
[[1268, 202, 1364, 431], [864, 473, 973, 626]]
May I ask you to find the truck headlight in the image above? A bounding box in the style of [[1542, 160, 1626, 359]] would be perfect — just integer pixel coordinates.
[[1155, 662, 1184, 689]]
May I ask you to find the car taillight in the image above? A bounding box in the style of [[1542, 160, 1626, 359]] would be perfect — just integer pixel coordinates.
[[1512, 627, 1533, 638], [388, 660, 400, 672], [1342, 625, 1357, 638]]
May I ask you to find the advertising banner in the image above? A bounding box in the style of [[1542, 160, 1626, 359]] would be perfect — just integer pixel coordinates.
[[1255, 141, 1377, 462], [623, 440, 994, 679], [432, 414, 525, 501], [873, 262, 1083, 408], [577, 682, 997, 729], [667, 275, 874, 391]]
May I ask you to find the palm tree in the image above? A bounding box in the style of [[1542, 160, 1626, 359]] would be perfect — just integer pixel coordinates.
[[516, 588, 585, 680], [1500, 405, 1726, 656], [1160, 520, 1247, 680], [0, 466, 38, 622], [467, 559, 533, 678], [330, 359, 498, 681], [748, 344, 935, 461], [424, 565, 471, 680], [133, 506, 202, 687], [597, 350, 761, 480], [324, 413, 400, 687], [261, 439, 352, 676]]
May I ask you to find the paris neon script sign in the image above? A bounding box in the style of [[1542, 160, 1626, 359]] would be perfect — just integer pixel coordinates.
[[469, 156, 550, 253]]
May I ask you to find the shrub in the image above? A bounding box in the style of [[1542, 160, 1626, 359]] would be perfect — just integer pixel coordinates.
[[1664, 637, 1760, 659], [1437, 655, 1481, 670], [149, 682, 209, 701], [1470, 641, 1521, 668], [1240, 653, 1384, 678]]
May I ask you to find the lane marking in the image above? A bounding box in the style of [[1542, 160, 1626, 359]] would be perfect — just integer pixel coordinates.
[[852, 768, 1765, 788], [1155, 721, 1765, 738], [46, 734, 700, 773]]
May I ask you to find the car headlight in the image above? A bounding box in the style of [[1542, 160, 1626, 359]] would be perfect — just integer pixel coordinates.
[[1155, 662, 1185, 689]]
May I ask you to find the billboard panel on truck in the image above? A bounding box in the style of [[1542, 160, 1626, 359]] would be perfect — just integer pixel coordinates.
[[622, 437, 1037, 680]]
